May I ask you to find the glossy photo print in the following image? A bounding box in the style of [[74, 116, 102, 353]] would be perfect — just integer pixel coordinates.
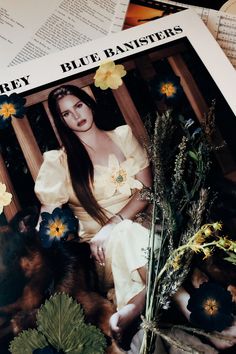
[[0, 10, 236, 354], [123, 0, 183, 29]]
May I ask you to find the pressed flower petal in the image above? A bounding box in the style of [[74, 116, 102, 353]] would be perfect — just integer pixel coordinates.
[[159, 82, 177, 97], [107, 75, 123, 90], [0, 95, 8, 104], [94, 61, 115, 79], [39, 207, 78, 248], [149, 74, 183, 104], [0, 115, 12, 129], [100, 61, 115, 72], [121, 158, 140, 176], [0, 183, 12, 214], [94, 61, 126, 90], [93, 71, 106, 80], [0, 103, 16, 118], [1, 192, 12, 206], [94, 80, 109, 90], [94, 153, 142, 198], [187, 282, 234, 332], [94, 164, 110, 175], [114, 65, 127, 77], [0, 183, 6, 194], [118, 184, 132, 195], [104, 182, 116, 197], [0, 93, 26, 128], [127, 177, 143, 190], [108, 154, 120, 170]]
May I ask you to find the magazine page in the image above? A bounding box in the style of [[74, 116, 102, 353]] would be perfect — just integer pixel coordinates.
[[0, 0, 60, 67], [221, 0, 236, 13], [0, 0, 127, 68], [0, 9, 236, 354], [110, 0, 130, 33], [123, 0, 183, 29]]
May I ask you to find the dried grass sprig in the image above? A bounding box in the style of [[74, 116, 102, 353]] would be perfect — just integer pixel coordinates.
[[172, 324, 236, 345], [141, 319, 207, 354], [141, 104, 216, 353]]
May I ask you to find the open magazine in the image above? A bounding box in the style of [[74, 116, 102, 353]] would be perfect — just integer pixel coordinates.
[[0, 9, 236, 354]]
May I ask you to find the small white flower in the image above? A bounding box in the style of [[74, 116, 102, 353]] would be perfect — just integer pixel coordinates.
[[95, 155, 143, 197]]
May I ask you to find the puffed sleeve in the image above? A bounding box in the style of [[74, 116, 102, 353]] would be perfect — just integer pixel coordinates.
[[34, 149, 69, 206], [115, 125, 149, 171]]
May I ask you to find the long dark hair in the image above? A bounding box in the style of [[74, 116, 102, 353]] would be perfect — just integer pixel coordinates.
[[48, 85, 108, 225]]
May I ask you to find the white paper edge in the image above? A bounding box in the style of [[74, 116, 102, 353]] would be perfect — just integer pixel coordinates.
[[0, 9, 235, 115]]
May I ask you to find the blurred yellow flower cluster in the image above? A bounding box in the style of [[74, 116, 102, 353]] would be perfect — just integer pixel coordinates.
[[168, 222, 234, 271]]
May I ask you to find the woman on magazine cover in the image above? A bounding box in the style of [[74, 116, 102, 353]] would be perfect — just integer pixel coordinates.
[[34, 84, 152, 337]]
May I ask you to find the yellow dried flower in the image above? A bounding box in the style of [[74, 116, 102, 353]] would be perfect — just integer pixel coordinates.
[[190, 243, 202, 253], [160, 82, 177, 97], [172, 255, 181, 270], [94, 61, 126, 90], [212, 222, 222, 231], [194, 231, 205, 245], [218, 237, 233, 249], [204, 227, 212, 237], [0, 103, 16, 119], [202, 247, 212, 259]]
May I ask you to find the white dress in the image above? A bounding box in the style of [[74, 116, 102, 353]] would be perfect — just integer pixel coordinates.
[[35, 125, 150, 309]]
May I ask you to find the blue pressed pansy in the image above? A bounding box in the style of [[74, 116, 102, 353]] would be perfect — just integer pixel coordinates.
[[0, 93, 26, 129], [33, 346, 64, 354], [39, 207, 79, 248], [187, 282, 234, 332], [149, 74, 183, 103]]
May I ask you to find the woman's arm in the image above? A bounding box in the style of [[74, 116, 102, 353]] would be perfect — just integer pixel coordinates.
[[110, 165, 153, 222]]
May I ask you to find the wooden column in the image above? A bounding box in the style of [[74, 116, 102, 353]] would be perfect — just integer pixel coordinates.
[[168, 54, 236, 175], [11, 116, 43, 181], [42, 101, 62, 145], [168, 54, 209, 122], [112, 83, 148, 142], [0, 153, 21, 221]]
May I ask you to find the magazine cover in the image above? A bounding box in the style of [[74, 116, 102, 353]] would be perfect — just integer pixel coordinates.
[[0, 9, 236, 354]]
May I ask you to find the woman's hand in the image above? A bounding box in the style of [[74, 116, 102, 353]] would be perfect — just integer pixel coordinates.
[[89, 223, 115, 265]]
